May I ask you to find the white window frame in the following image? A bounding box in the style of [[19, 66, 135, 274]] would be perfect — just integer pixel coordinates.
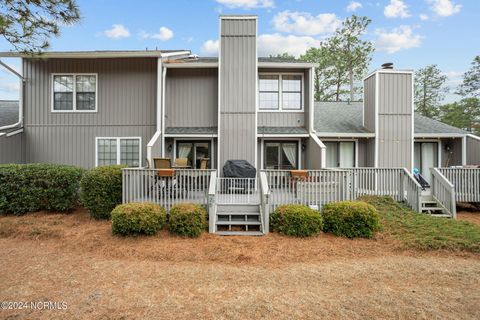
[[323, 139, 358, 168], [95, 137, 142, 167], [258, 72, 304, 112], [51, 73, 98, 113]]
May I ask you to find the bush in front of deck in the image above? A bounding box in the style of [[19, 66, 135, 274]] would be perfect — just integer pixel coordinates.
[[169, 203, 207, 238], [322, 201, 380, 238], [0, 164, 85, 215], [80, 165, 125, 219], [111, 202, 166, 236], [271, 204, 323, 237]]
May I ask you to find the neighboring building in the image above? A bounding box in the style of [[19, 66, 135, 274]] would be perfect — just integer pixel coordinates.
[[0, 15, 479, 181]]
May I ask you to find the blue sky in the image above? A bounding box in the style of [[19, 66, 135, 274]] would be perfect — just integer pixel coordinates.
[[1, 0, 479, 102]]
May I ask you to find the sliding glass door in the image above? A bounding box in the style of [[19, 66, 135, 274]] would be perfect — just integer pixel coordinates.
[[264, 141, 298, 170], [325, 141, 355, 168], [176, 141, 211, 169], [414, 142, 438, 183]]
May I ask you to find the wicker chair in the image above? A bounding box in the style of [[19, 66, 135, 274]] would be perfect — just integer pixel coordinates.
[[174, 158, 188, 167]]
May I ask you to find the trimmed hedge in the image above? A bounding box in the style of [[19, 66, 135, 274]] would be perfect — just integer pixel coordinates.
[[80, 165, 125, 220], [111, 202, 166, 236], [322, 201, 381, 238], [0, 164, 84, 215], [169, 203, 207, 237], [271, 204, 323, 237]]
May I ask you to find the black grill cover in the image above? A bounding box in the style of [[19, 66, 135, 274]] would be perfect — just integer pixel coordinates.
[[223, 160, 256, 178]]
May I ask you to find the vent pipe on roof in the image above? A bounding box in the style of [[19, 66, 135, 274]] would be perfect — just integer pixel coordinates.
[[381, 62, 394, 69]]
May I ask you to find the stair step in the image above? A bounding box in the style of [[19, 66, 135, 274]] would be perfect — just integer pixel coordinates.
[[216, 221, 261, 226], [421, 207, 444, 211], [217, 212, 260, 216], [421, 201, 438, 204], [425, 213, 452, 218], [216, 204, 260, 213], [215, 231, 264, 236]]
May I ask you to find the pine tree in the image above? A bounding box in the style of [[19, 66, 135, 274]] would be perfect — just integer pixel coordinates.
[[414, 65, 447, 119]]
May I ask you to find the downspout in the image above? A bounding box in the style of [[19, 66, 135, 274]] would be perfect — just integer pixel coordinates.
[[161, 66, 167, 157], [0, 59, 24, 131]]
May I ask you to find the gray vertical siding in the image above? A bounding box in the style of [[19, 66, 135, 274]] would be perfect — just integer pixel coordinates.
[[164, 68, 218, 128], [376, 72, 413, 168], [466, 135, 480, 165], [305, 137, 323, 169], [219, 18, 257, 169], [363, 74, 376, 133], [23, 58, 157, 168], [357, 139, 368, 167], [441, 138, 463, 166], [0, 133, 25, 164]]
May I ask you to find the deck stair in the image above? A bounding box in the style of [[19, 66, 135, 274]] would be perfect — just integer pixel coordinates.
[[420, 191, 451, 218], [215, 204, 264, 235]]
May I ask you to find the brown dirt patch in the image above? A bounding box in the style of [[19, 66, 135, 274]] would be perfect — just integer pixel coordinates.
[[0, 208, 479, 319], [458, 211, 480, 225]]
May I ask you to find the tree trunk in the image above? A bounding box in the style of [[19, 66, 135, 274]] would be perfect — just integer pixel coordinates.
[[349, 67, 354, 101]]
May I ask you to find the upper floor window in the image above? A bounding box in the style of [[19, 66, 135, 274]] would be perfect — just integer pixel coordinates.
[[259, 74, 302, 111], [52, 74, 97, 112]]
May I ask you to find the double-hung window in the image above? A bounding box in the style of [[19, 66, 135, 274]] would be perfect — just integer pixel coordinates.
[[52, 74, 97, 112], [259, 74, 302, 111], [96, 137, 141, 167]]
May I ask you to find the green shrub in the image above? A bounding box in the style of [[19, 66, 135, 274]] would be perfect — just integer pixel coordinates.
[[169, 203, 207, 237], [322, 201, 380, 238], [80, 165, 125, 219], [271, 204, 323, 237], [111, 202, 166, 236], [0, 164, 84, 215]]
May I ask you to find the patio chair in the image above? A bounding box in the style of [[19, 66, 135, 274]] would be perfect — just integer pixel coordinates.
[[290, 170, 309, 196], [199, 158, 209, 169], [174, 158, 188, 167], [154, 158, 172, 169]]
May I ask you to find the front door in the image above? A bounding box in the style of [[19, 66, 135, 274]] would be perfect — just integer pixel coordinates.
[[414, 142, 438, 183]]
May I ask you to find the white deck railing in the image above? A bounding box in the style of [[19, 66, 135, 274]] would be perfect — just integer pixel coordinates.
[[259, 171, 270, 234], [403, 168, 422, 212], [207, 171, 217, 233], [437, 168, 480, 203], [346, 168, 405, 201], [430, 168, 456, 218], [261, 169, 352, 211], [122, 168, 215, 212], [216, 177, 259, 204]]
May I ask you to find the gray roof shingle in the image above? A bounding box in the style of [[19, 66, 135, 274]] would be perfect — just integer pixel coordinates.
[[258, 126, 308, 135], [165, 127, 217, 134], [314, 101, 468, 136]]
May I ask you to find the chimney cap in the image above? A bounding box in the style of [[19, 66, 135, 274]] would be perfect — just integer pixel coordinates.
[[381, 62, 394, 69]]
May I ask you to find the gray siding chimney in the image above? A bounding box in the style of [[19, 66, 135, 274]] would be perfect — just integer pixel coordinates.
[[364, 69, 414, 169], [218, 15, 257, 171]]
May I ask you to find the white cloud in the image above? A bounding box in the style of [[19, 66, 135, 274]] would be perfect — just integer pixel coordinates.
[[103, 24, 130, 39], [200, 34, 319, 57], [258, 33, 319, 57], [375, 26, 422, 53], [419, 14, 429, 20], [384, 0, 410, 18], [428, 0, 461, 17], [200, 40, 219, 55], [216, 0, 274, 9], [444, 71, 463, 88], [151, 27, 174, 41], [272, 11, 342, 36], [346, 1, 363, 12]]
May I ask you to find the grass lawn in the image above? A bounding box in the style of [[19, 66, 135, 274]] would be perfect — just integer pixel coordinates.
[[360, 196, 480, 253], [0, 198, 479, 319]]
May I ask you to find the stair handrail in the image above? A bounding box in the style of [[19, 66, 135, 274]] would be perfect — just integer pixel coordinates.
[[402, 168, 423, 212], [430, 168, 456, 219], [259, 171, 270, 234], [208, 170, 217, 233]]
